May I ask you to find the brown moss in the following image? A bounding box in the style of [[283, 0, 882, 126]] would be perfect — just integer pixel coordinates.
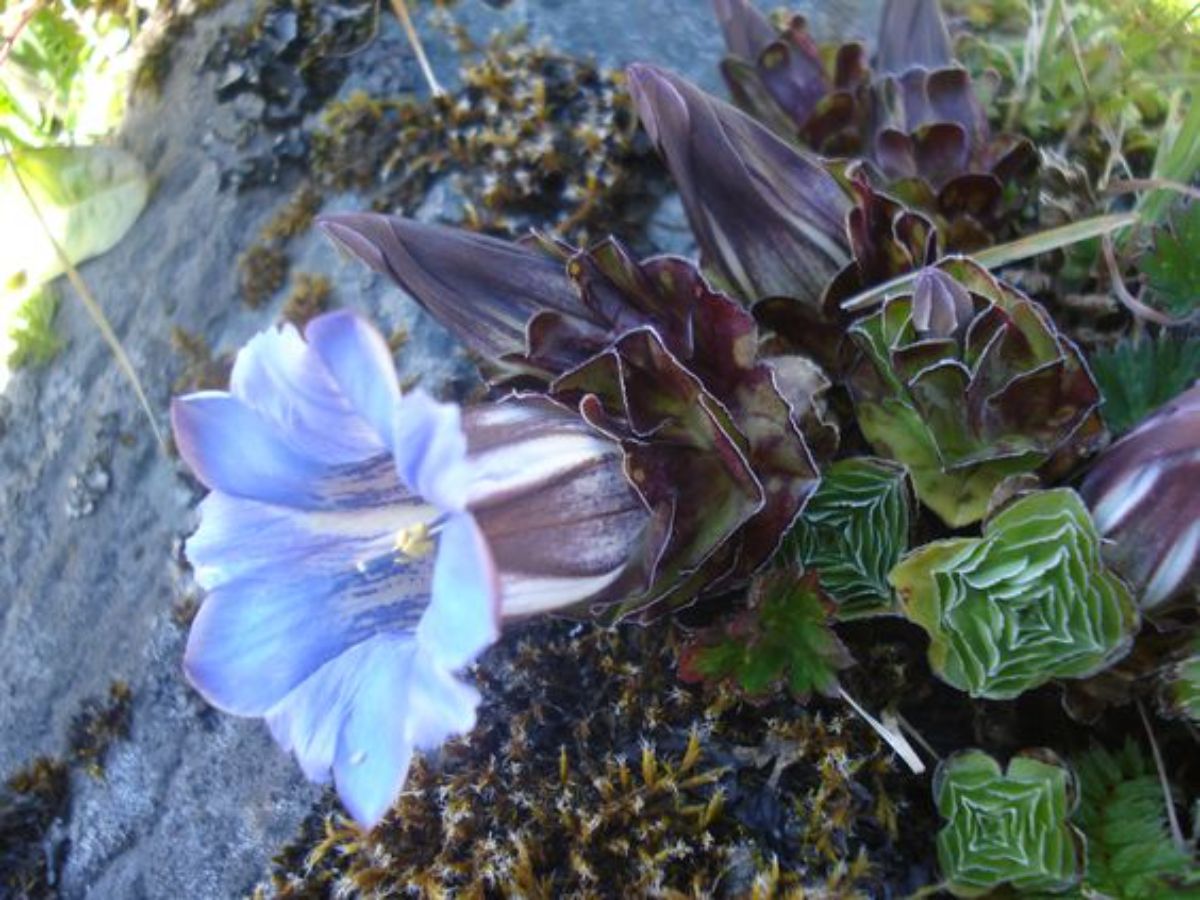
[[170, 326, 234, 393], [255, 620, 914, 897], [68, 681, 134, 779], [238, 243, 288, 308], [262, 184, 324, 242], [280, 273, 332, 329], [309, 29, 666, 247], [0, 758, 69, 900]]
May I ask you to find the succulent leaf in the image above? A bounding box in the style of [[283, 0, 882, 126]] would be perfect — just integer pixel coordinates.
[[678, 571, 853, 700], [785, 457, 912, 619], [891, 489, 1139, 700], [1088, 332, 1200, 436], [1072, 741, 1200, 897], [848, 259, 1103, 527], [933, 748, 1084, 897], [1081, 384, 1200, 610]]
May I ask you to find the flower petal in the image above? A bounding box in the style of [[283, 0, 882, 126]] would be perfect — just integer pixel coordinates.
[[229, 320, 387, 465], [393, 390, 471, 511], [306, 311, 402, 453], [418, 512, 500, 670], [183, 551, 434, 716], [264, 634, 481, 828]]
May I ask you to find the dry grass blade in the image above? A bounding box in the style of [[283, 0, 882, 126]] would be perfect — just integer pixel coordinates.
[[2, 140, 166, 451]]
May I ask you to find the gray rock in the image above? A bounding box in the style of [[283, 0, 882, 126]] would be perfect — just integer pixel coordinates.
[[0, 1, 879, 897]]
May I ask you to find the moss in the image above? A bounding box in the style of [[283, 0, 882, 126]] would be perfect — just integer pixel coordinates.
[[256, 620, 917, 896], [262, 183, 324, 242], [68, 681, 133, 779], [170, 326, 233, 393], [0, 758, 70, 900], [238, 243, 288, 308], [309, 29, 667, 248], [280, 273, 332, 329]]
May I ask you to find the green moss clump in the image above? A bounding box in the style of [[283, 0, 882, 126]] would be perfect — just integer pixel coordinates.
[[256, 620, 917, 896], [262, 183, 324, 242]]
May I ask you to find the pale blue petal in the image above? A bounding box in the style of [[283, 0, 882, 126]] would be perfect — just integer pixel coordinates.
[[172, 393, 328, 505], [230, 322, 387, 464], [392, 390, 470, 510], [185, 471, 434, 589], [418, 512, 500, 670], [332, 638, 479, 827], [183, 551, 434, 716], [306, 311, 402, 453]]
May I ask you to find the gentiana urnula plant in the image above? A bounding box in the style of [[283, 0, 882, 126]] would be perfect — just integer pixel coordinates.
[[165, 0, 1200, 890]]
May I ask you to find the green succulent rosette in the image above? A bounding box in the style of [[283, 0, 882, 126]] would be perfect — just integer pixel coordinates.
[[890, 489, 1138, 700], [934, 749, 1085, 897], [1160, 641, 1200, 725], [785, 457, 911, 619], [848, 259, 1102, 527]]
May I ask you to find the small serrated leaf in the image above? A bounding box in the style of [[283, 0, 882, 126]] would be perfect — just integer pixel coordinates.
[[1088, 332, 1200, 436], [1141, 202, 1200, 319], [678, 571, 853, 701]]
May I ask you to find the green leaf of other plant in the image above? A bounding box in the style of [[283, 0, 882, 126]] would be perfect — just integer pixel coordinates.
[[784, 457, 911, 619], [933, 748, 1084, 897], [1141, 202, 1200, 320], [678, 571, 852, 700], [1071, 740, 1200, 898], [1089, 332, 1200, 436], [891, 489, 1139, 700], [1, 145, 150, 293]]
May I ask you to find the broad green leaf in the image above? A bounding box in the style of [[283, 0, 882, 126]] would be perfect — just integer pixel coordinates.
[[678, 571, 852, 700], [1, 145, 150, 292]]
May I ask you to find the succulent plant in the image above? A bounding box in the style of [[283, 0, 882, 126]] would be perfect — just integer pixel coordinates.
[[784, 457, 911, 620], [933, 748, 1084, 897], [847, 259, 1103, 527], [890, 489, 1139, 700], [714, 0, 1037, 251], [1081, 383, 1200, 610]]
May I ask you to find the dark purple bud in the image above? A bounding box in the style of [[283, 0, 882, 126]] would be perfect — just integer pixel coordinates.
[[319, 214, 585, 359], [1082, 384, 1200, 610], [627, 63, 851, 308]]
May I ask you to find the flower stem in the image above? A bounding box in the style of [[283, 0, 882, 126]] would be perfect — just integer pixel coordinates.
[[1137, 698, 1187, 853]]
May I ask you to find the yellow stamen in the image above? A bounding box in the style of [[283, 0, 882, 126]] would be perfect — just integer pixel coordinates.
[[394, 523, 435, 559]]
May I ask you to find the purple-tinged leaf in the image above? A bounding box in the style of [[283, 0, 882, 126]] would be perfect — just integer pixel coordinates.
[[875, 0, 953, 76]]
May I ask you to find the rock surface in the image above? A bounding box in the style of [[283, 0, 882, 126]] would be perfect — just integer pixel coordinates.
[[0, 1, 882, 896]]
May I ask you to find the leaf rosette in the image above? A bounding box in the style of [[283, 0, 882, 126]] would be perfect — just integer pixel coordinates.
[[785, 457, 912, 619], [890, 489, 1138, 700], [848, 259, 1103, 527], [934, 748, 1084, 897]]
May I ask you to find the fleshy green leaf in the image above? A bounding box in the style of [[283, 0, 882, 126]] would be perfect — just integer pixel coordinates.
[[1, 145, 149, 292], [1071, 741, 1200, 898], [891, 489, 1139, 700], [1089, 332, 1200, 436], [1141, 202, 1200, 320], [1160, 641, 1200, 726], [784, 457, 911, 619], [933, 748, 1084, 897], [678, 571, 852, 700]]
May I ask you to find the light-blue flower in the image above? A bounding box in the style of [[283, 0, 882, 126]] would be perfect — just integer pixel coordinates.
[[171, 310, 499, 828]]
